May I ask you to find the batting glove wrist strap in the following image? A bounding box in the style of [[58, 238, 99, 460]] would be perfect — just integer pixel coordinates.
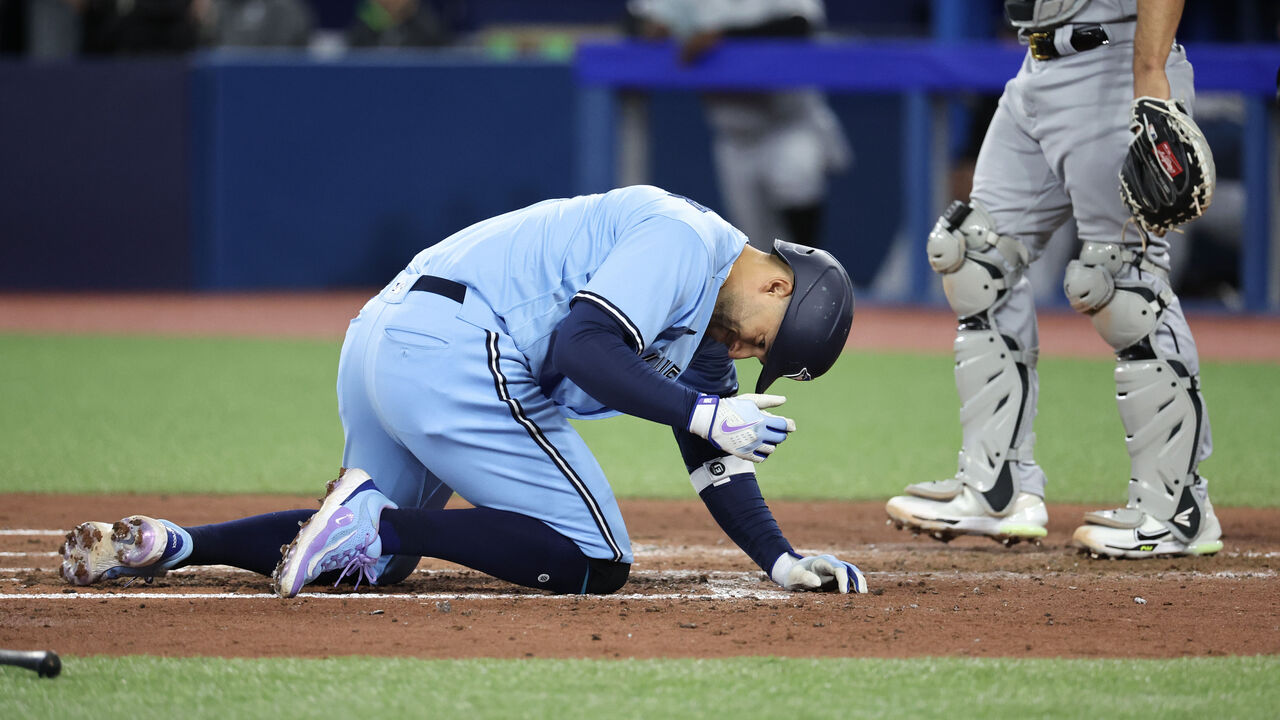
[[687, 393, 796, 463]]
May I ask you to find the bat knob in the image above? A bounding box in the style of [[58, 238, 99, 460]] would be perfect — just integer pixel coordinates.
[[38, 651, 61, 678]]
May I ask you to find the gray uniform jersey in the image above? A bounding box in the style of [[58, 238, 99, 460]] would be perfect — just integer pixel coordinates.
[[629, 0, 850, 249], [968, 0, 1210, 497]]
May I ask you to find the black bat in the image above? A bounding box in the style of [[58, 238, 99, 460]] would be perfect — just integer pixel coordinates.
[[0, 649, 61, 678]]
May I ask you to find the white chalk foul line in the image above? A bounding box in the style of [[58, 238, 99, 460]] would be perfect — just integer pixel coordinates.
[[0, 587, 796, 602], [0, 529, 66, 536]]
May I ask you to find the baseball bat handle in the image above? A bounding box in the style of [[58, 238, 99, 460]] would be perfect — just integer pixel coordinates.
[[0, 649, 61, 678]]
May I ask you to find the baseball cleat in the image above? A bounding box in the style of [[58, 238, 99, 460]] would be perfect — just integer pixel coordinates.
[[1072, 500, 1223, 559], [60, 515, 192, 586], [886, 486, 1048, 546], [272, 468, 397, 598]]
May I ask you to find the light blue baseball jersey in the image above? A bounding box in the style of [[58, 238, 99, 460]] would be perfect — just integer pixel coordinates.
[[402, 185, 748, 419]]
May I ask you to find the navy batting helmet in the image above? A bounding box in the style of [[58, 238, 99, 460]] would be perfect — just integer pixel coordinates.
[[755, 239, 855, 394]]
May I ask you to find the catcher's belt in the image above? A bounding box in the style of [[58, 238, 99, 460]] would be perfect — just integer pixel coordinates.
[[1024, 20, 1136, 61]]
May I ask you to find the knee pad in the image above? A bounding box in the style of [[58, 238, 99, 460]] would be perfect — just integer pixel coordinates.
[[1064, 242, 1174, 351], [583, 558, 630, 595], [927, 200, 1029, 319]]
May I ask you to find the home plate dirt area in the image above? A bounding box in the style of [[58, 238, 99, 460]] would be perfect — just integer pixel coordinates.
[[1, 495, 1277, 659]]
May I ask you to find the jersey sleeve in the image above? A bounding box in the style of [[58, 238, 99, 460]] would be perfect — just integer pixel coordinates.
[[573, 216, 715, 355], [551, 300, 701, 428]]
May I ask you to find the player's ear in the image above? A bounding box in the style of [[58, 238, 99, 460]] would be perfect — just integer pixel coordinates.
[[762, 276, 793, 298]]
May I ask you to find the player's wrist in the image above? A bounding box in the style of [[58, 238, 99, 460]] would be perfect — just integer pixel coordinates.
[[769, 551, 804, 587], [686, 394, 720, 437]]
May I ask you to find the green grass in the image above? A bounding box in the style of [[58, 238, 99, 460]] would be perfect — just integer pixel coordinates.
[[2, 334, 1277, 505], [2, 656, 1278, 719]]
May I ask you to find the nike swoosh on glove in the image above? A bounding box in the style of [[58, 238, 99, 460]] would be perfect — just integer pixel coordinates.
[[771, 552, 869, 594], [687, 393, 796, 463]]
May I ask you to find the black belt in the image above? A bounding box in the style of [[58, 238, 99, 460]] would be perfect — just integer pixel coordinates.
[[410, 275, 466, 303], [1028, 24, 1110, 61]]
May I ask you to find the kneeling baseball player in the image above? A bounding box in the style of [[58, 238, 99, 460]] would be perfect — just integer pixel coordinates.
[[61, 185, 867, 596]]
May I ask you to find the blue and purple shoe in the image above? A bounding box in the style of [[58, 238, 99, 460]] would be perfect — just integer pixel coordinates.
[[272, 468, 397, 598], [60, 515, 192, 586]]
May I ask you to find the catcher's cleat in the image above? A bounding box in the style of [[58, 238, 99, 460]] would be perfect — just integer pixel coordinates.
[[1072, 498, 1223, 559], [886, 486, 1047, 546], [60, 515, 192, 586], [272, 468, 397, 598]]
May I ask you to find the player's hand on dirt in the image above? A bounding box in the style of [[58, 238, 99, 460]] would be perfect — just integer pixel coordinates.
[[687, 393, 795, 463], [771, 552, 868, 594]]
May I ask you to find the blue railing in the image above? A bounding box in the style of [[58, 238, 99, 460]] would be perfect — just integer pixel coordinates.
[[574, 40, 1280, 311]]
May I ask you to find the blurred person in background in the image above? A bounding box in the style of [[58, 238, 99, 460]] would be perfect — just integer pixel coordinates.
[[202, 0, 313, 47], [346, 0, 450, 49], [626, 0, 850, 251], [76, 0, 201, 53]]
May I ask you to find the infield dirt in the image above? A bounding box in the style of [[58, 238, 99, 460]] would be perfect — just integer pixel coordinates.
[[2, 494, 1277, 659], [2, 295, 1277, 659]]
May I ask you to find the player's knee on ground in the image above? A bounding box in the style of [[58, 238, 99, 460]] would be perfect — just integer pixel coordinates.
[[372, 554, 420, 586], [583, 558, 630, 595]]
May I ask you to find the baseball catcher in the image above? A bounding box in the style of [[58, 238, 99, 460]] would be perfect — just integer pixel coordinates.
[[1119, 96, 1216, 237], [886, 0, 1224, 560]]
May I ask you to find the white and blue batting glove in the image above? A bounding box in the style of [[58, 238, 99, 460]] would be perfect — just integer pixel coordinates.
[[687, 393, 796, 463], [771, 552, 869, 594]]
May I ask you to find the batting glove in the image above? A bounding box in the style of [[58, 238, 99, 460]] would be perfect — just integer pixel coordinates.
[[771, 552, 869, 594], [687, 393, 795, 463]]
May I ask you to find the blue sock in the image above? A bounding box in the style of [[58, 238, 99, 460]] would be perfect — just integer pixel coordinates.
[[184, 510, 314, 576], [379, 507, 627, 594]]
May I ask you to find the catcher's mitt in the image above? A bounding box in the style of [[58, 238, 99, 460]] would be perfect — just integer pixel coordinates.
[[1119, 97, 1216, 237]]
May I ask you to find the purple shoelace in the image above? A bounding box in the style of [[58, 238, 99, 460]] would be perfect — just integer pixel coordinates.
[[327, 548, 380, 590]]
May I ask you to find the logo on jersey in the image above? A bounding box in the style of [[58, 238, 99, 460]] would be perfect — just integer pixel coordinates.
[[642, 352, 683, 379], [666, 192, 710, 213]]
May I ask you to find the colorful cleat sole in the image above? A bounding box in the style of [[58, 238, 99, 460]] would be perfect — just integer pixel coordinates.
[[60, 515, 186, 586]]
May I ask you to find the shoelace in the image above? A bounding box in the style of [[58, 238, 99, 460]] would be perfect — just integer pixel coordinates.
[[327, 549, 380, 591]]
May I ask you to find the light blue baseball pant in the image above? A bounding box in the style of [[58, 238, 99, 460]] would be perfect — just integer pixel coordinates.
[[335, 278, 633, 583]]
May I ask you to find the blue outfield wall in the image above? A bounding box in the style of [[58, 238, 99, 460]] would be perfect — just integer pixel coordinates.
[[0, 60, 192, 290], [189, 54, 578, 289], [0, 51, 901, 291]]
